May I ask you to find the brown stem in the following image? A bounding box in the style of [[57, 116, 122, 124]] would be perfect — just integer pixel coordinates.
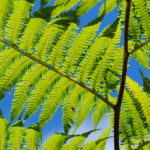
[[114, 0, 132, 149], [130, 39, 150, 55], [0, 38, 114, 108]]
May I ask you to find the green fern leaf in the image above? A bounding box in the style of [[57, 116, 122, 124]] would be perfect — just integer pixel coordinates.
[[11, 64, 47, 121], [48, 23, 78, 69], [81, 141, 96, 150], [126, 77, 150, 125], [7, 126, 25, 150], [24, 128, 41, 150], [92, 100, 108, 129], [39, 78, 74, 126], [0, 48, 19, 78], [24, 71, 59, 120], [62, 23, 100, 74], [0, 112, 8, 150], [62, 85, 85, 134], [77, 0, 102, 16], [42, 134, 65, 150], [51, 0, 81, 18], [19, 18, 46, 53], [74, 92, 95, 132], [4, 0, 31, 43], [34, 23, 63, 61], [0, 57, 33, 96], [61, 136, 85, 150]]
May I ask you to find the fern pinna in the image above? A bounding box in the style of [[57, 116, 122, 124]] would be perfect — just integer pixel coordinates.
[[0, 0, 150, 149]]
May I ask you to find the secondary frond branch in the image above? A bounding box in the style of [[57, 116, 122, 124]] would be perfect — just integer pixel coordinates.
[[129, 39, 150, 55], [0, 38, 114, 109], [134, 141, 150, 150]]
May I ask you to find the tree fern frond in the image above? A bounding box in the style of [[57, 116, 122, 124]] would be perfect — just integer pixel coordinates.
[[95, 127, 111, 150], [34, 24, 63, 61], [0, 57, 33, 97], [123, 89, 146, 140], [24, 128, 41, 150], [74, 92, 95, 132], [132, 0, 150, 38], [76, 37, 111, 82], [76, 0, 102, 16], [39, 78, 74, 126], [51, 0, 81, 18], [81, 141, 96, 150], [42, 134, 65, 150], [4, 0, 31, 43], [61, 136, 85, 150], [98, 0, 120, 17], [62, 85, 85, 134], [91, 22, 121, 90], [11, 64, 47, 121], [0, 113, 8, 150], [24, 71, 59, 120], [62, 23, 100, 74], [7, 126, 25, 150], [92, 100, 108, 129], [126, 77, 150, 125], [0, 0, 12, 36], [132, 48, 150, 70], [0, 48, 19, 77], [19, 18, 46, 53], [129, 11, 141, 40], [48, 23, 78, 69], [120, 112, 134, 149]]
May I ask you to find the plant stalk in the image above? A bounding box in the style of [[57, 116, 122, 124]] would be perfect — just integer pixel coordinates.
[[114, 0, 132, 149]]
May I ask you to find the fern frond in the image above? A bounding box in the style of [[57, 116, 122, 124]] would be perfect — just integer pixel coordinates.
[[51, 0, 81, 18], [120, 112, 134, 150], [92, 100, 108, 129], [95, 127, 111, 150], [98, 0, 120, 17], [24, 128, 41, 150], [0, 114, 8, 150], [62, 85, 85, 134], [11, 64, 47, 121], [126, 77, 150, 125], [19, 18, 46, 53], [7, 126, 25, 150], [4, 0, 31, 43], [74, 92, 95, 132], [34, 24, 63, 61], [42, 134, 65, 150], [0, 57, 33, 96], [62, 23, 100, 74], [81, 141, 96, 150], [123, 89, 146, 140], [129, 11, 141, 40], [0, 48, 19, 77], [0, 0, 12, 36], [48, 23, 78, 69], [76, 0, 102, 16], [39, 78, 74, 126], [76, 37, 111, 82], [132, 48, 150, 70], [91, 22, 121, 90], [61, 136, 85, 150], [24, 71, 59, 120], [132, 0, 150, 38]]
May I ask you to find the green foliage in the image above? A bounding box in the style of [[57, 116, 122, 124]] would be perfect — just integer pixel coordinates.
[[0, 0, 150, 149]]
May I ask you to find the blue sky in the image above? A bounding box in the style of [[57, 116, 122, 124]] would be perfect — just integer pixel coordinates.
[[0, 0, 150, 149]]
